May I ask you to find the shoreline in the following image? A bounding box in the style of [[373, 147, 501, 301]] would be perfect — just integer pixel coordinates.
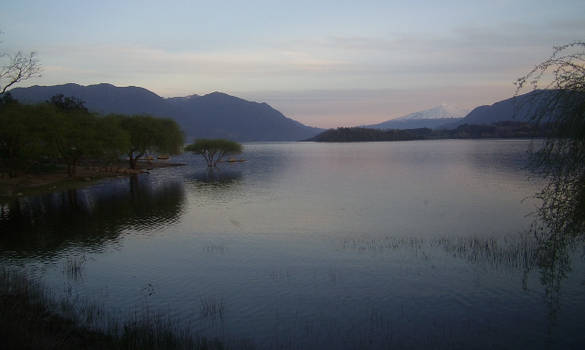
[[0, 161, 186, 200]]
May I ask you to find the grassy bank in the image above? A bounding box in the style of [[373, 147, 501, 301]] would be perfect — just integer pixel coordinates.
[[0, 267, 227, 350]]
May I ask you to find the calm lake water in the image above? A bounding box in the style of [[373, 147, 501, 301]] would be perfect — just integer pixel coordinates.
[[1, 139, 584, 349]]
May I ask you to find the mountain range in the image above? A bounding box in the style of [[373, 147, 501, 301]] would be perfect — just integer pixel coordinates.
[[440, 90, 552, 129], [9, 83, 555, 140], [365, 91, 555, 130], [8, 83, 323, 142]]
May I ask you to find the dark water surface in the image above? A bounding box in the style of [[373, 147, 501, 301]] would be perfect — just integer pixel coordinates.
[[1, 140, 584, 349]]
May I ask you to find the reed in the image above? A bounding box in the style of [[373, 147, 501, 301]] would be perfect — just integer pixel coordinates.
[[0, 267, 230, 349]]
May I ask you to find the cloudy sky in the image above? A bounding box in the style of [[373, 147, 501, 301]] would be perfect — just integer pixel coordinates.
[[1, 0, 584, 127]]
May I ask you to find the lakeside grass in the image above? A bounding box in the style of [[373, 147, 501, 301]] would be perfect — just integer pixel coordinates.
[[0, 267, 228, 350]]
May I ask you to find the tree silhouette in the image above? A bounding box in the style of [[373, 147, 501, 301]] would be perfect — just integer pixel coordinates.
[[185, 139, 242, 167], [1, 32, 41, 94], [515, 42, 585, 235]]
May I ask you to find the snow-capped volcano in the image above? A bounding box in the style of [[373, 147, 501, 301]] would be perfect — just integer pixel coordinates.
[[364, 104, 469, 130], [395, 104, 469, 120]]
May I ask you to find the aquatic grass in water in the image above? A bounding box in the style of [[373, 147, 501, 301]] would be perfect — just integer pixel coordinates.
[[63, 254, 87, 281], [200, 296, 225, 321], [0, 267, 230, 349]]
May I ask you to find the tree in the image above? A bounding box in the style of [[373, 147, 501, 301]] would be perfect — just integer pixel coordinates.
[[114, 115, 184, 169], [0, 91, 17, 106], [42, 96, 128, 176], [49, 94, 88, 113], [515, 42, 585, 235], [185, 139, 243, 167], [0, 102, 47, 177], [155, 118, 185, 155], [95, 115, 131, 164], [43, 107, 100, 176], [1, 33, 41, 94]]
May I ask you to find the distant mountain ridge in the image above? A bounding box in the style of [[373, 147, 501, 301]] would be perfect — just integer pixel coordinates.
[[365, 104, 467, 130], [9, 83, 323, 141], [9, 85, 561, 139], [368, 91, 559, 131], [440, 90, 559, 129]]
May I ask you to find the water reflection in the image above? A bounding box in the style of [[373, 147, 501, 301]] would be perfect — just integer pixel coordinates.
[[526, 133, 585, 331], [184, 169, 245, 208], [0, 175, 185, 257], [0, 141, 583, 349], [187, 168, 243, 186], [464, 140, 539, 178], [529, 223, 584, 334]]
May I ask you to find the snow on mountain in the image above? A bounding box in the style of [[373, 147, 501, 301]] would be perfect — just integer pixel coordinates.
[[364, 104, 469, 130], [395, 104, 469, 120]]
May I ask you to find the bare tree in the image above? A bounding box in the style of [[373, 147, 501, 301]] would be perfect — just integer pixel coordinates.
[[1, 33, 41, 94]]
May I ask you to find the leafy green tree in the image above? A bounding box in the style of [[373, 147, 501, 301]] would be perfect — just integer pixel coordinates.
[[49, 94, 88, 113], [2, 94, 184, 178], [43, 107, 101, 176], [40, 96, 128, 176], [114, 115, 184, 169], [185, 139, 243, 167], [0, 102, 47, 177], [94, 115, 131, 164], [0, 91, 18, 106], [156, 118, 185, 155]]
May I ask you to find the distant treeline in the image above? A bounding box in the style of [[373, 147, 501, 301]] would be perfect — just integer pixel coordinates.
[[0, 93, 184, 177], [307, 121, 548, 142]]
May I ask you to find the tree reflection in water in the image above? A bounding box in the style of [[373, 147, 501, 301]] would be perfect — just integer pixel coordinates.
[[440, 190, 584, 339], [187, 168, 243, 187], [0, 175, 185, 257], [184, 169, 244, 206], [530, 204, 584, 333]]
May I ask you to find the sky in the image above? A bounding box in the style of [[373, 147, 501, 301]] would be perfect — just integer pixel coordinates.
[[1, 0, 584, 128]]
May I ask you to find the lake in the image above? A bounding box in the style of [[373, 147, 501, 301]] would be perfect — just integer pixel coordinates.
[[1, 139, 584, 349]]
